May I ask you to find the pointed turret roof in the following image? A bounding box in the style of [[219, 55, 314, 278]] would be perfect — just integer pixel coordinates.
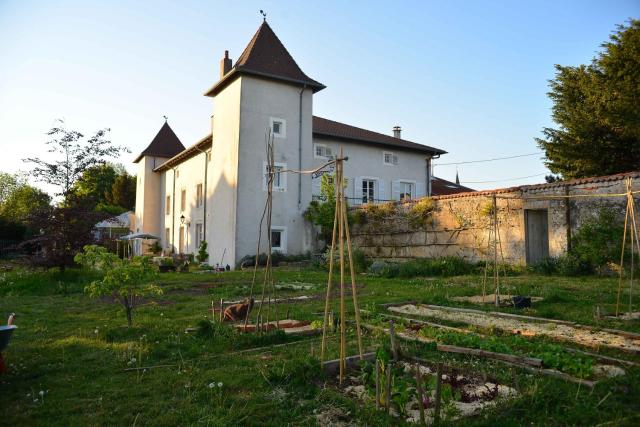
[[205, 21, 325, 96], [133, 121, 186, 163]]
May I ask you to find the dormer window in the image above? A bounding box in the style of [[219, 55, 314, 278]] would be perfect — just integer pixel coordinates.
[[270, 117, 286, 138], [383, 151, 398, 166]]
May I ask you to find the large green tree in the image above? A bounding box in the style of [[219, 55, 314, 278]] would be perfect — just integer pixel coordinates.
[[536, 20, 640, 179], [0, 172, 51, 241], [105, 171, 136, 211]]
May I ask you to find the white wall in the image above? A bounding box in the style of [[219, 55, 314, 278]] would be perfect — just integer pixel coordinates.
[[233, 77, 314, 264], [207, 78, 242, 266], [134, 155, 169, 237], [158, 153, 208, 255], [309, 138, 430, 204]]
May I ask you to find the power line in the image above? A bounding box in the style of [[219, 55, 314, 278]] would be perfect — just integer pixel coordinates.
[[434, 152, 544, 166], [461, 173, 547, 184]]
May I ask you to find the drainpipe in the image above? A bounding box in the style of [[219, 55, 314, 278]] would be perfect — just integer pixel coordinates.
[[427, 154, 441, 196], [172, 167, 177, 251], [195, 146, 209, 242], [298, 84, 307, 209]]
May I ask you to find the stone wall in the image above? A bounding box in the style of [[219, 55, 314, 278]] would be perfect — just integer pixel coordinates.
[[351, 172, 639, 266]]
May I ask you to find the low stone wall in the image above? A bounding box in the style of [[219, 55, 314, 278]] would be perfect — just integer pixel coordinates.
[[351, 172, 639, 266]]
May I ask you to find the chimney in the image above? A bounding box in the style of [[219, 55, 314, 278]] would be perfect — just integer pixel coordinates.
[[220, 50, 232, 78], [392, 126, 402, 138]]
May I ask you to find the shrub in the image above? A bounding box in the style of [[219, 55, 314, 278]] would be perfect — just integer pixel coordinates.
[[408, 197, 435, 227], [75, 245, 161, 327], [319, 246, 370, 273], [368, 257, 477, 278], [571, 208, 624, 274], [197, 240, 209, 263]]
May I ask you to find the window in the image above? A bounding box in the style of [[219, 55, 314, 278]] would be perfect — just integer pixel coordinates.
[[180, 189, 186, 212], [269, 117, 286, 138], [271, 226, 287, 253], [314, 144, 333, 159], [195, 223, 203, 249], [166, 196, 171, 215], [383, 151, 399, 166], [362, 179, 376, 203], [263, 162, 287, 191], [165, 228, 171, 248], [399, 182, 414, 201], [196, 183, 203, 208]]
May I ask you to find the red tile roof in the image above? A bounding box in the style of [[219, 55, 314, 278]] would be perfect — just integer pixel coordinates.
[[205, 21, 324, 97], [134, 122, 186, 163], [313, 116, 446, 155], [431, 176, 475, 196]]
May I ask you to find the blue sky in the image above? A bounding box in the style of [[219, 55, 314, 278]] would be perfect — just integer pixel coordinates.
[[0, 0, 637, 191]]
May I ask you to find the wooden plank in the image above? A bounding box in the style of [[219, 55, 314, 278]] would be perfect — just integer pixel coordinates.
[[563, 347, 639, 367], [361, 309, 473, 334], [323, 351, 376, 376], [362, 323, 543, 368]]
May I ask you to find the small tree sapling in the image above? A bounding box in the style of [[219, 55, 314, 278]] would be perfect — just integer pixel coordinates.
[[75, 245, 162, 326]]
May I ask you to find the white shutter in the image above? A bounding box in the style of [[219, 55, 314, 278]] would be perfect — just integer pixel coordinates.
[[355, 177, 363, 206], [311, 175, 321, 198], [392, 180, 401, 201], [416, 182, 426, 198], [378, 179, 386, 201]]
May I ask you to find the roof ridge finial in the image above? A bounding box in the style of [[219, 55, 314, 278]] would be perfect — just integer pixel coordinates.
[[259, 9, 267, 22], [163, 115, 168, 123]]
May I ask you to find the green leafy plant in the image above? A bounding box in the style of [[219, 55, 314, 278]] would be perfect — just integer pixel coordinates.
[[75, 245, 161, 326], [197, 240, 209, 263], [571, 208, 624, 274], [408, 197, 435, 227]]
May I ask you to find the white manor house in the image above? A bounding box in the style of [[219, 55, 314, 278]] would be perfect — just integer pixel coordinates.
[[134, 21, 448, 266]]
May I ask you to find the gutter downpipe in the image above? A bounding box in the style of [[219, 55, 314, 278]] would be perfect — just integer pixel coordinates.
[[172, 167, 177, 252], [298, 84, 307, 209], [427, 154, 441, 196], [195, 146, 209, 243]]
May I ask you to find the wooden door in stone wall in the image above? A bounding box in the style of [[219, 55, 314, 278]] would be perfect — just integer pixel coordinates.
[[525, 209, 549, 265]]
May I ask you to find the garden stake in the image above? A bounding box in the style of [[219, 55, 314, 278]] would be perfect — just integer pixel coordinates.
[[389, 320, 398, 360], [493, 194, 500, 307], [414, 364, 426, 426], [341, 183, 364, 359], [211, 300, 215, 323], [338, 158, 347, 383], [434, 363, 443, 425], [219, 299, 224, 322], [320, 190, 339, 362], [375, 359, 381, 410], [385, 361, 392, 414]]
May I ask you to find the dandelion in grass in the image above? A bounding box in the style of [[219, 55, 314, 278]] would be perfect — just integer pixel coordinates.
[[208, 382, 216, 389], [217, 382, 223, 388]]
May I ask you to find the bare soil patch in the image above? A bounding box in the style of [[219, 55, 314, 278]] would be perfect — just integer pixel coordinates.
[[390, 304, 640, 353]]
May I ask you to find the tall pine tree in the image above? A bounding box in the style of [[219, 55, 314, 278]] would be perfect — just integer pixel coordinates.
[[536, 20, 640, 179]]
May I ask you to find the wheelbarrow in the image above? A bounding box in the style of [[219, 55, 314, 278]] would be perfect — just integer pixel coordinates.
[[0, 325, 17, 374]]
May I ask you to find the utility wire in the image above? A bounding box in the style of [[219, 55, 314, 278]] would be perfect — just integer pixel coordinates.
[[434, 152, 543, 166], [461, 173, 547, 184]]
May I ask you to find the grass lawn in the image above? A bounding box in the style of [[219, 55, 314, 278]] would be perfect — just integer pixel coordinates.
[[1, 266, 640, 426]]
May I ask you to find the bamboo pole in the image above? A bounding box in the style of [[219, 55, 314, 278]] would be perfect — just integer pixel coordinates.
[[434, 363, 443, 425], [341, 178, 364, 359], [338, 157, 347, 384], [493, 194, 499, 307], [320, 197, 339, 362], [628, 189, 640, 314], [375, 359, 381, 410], [617, 180, 631, 316], [385, 361, 392, 414], [389, 320, 398, 361], [414, 365, 426, 425]]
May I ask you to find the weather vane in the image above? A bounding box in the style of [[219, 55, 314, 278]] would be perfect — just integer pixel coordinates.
[[163, 115, 168, 122], [260, 9, 267, 21]]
